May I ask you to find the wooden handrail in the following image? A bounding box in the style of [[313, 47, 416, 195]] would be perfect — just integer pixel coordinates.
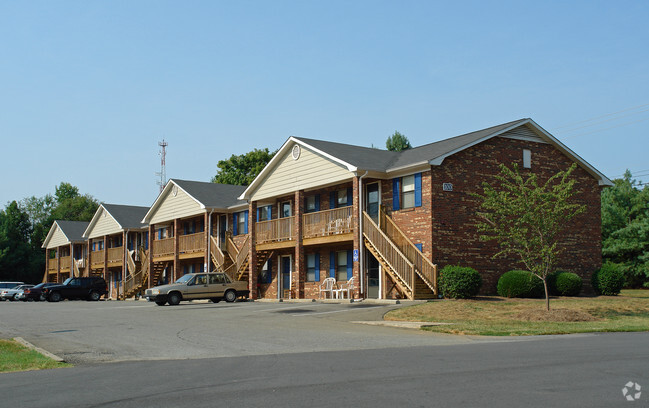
[[59, 256, 71, 269], [303, 206, 353, 239], [379, 207, 437, 293], [107, 247, 123, 263], [152, 237, 174, 258], [127, 250, 136, 275], [90, 250, 104, 265], [363, 212, 414, 294], [235, 235, 250, 271], [179, 232, 205, 253], [255, 217, 294, 244]]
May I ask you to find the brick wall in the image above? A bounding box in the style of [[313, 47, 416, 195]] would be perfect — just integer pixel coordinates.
[[424, 136, 602, 294]]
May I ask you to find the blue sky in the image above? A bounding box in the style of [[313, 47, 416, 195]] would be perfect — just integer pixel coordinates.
[[1, 1, 648, 208]]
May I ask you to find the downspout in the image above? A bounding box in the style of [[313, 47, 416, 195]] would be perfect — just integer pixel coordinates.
[[207, 209, 214, 272], [358, 171, 368, 298]]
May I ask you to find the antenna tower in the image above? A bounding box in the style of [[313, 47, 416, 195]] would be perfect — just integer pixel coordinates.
[[156, 139, 168, 192]]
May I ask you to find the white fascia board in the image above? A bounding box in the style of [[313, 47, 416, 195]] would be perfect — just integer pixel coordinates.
[[141, 180, 207, 224], [386, 163, 431, 179], [525, 119, 613, 186], [428, 120, 531, 166], [385, 161, 430, 175], [239, 136, 358, 201]]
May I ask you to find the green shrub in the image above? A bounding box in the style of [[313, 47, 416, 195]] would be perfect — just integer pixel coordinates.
[[552, 271, 582, 296], [497, 270, 544, 298], [438, 266, 482, 299], [592, 263, 624, 296]]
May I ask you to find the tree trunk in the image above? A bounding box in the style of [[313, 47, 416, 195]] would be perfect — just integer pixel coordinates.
[[543, 279, 550, 311]]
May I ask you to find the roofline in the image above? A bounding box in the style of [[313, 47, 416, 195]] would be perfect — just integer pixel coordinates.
[[425, 118, 613, 186], [41, 220, 87, 249], [83, 204, 123, 238], [141, 180, 207, 224], [238, 137, 358, 200]]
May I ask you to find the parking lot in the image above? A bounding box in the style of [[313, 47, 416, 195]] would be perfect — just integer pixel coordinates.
[[0, 299, 485, 364]]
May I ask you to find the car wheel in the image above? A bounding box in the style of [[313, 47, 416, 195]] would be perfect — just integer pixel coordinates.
[[167, 292, 181, 306], [11, 294, 18, 301], [224, 290, 237, 303], [155, 300, 167, 306], [210, 298, 221, 303], [88, 291, 101, 301], [39, 294, 46, 302], [49, 292, 61, 302]]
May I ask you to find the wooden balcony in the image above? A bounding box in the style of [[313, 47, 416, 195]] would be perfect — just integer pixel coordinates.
[[256, 217, 295, 249], [152, 237, 174, 260], [91, 250, 105, 266], [107, 247, 123, 265], [59, 256, 71, 271], [47, 258, 57, 271], [303, 206, 353, 245], [179, 232, 205, 259]]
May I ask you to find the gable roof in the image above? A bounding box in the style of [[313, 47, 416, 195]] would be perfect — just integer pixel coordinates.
[[239, 118, 612, 200], [142, 179, 248, 223], [83, 203, 149, 238], [41, 220, 89, 249]]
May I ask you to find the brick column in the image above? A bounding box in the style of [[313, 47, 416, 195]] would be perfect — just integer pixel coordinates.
[[204, 212, 210, 272], [173, 219, 180, 281], [294, 190, 304, 299], [148, 225, 154, 288], [86, 239, 91, 277], [56, 247, 61, 283], [353, 177, 361, 299], [248, 202, 258, 300]]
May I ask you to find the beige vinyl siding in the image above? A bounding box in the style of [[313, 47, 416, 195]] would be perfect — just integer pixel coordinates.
[[251, 145, 351, 201], [87, 208, 122, 239], [149, 185, 204, 224], [47, 225, 70, 249]]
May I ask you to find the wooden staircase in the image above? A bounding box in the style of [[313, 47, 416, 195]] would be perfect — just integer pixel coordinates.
[[121, 248, 150, 299], [363, 210, 437, 300]]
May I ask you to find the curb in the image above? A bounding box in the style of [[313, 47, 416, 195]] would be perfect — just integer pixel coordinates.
[[352, 321, 453, 329], [13, 337, 65, 363]]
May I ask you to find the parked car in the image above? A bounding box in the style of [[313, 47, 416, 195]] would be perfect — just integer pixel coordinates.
[[145, 272, 249, 306], [43, 277, 108, 302], [21, 283, 59, 302], [0, 284, 33, 301]]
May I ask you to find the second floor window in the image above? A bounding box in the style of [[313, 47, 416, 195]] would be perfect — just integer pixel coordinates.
[[233, 210, 249, 235], [305, 195, 320, 213], [330, 187, 352, 209], [392, 173, 422, 211]]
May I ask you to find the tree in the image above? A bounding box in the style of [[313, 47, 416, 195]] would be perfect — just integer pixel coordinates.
[[386, 131, 412, 152], [474, 163, 586, 311], [0, 201, 33, 281], [211, 148, 276, 186], [601, 171, 649, 287]]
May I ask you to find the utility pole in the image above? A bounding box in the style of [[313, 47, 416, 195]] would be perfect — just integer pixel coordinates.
[[156, 139, 168, 192]]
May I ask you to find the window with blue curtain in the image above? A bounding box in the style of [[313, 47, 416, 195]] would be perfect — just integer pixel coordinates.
[[306, 253, 320, 282], [234, 211, 248, 235]]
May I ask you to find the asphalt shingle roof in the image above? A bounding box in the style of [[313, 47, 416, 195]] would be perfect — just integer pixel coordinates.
[[56, 220, 90, 242], [172, 179, 248, 209], [101, 204, 149, 230]]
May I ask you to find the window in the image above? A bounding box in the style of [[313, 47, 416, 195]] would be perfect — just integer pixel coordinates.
[[523, 149, 531, 168], [330, 187, 352, 209], [281, 202, 291, 218], [258, 205, 272, 221], [329, 250, 352, 281], [233, 210, 249, 235], [306, 253, 320, 282], [259, 259, 272, 284], [305, 195, 320, 213], [402, 175, 415, 209], [337, 251, 348, 281], [392, 173, 422, 211]]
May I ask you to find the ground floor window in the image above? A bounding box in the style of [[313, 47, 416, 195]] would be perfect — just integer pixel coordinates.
[[306, 253, 320, 282], [259, 259, 272, 284]]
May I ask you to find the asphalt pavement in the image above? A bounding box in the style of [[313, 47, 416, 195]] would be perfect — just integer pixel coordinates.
[[1, 299, 647, 407]]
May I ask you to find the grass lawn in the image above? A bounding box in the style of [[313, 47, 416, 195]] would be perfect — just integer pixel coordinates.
[[0, 339, 70, 373], [385, 289, 649, 336]]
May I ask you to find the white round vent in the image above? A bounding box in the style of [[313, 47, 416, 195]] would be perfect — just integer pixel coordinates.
[[292, 144, 301, 160]]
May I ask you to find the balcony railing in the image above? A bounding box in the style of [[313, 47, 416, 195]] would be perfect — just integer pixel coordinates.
[[256, 217, 294, 244], [91, 250, 105, 265], [47, 258, 57, 271], [107, 247, 123, 264], [152, 237, 174, 258], [179, 232, 205, 254], [59, 256, 71, 270], [303, 206, 353, 239]]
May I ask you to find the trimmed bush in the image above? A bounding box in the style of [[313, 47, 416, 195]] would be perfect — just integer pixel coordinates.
[[592, 263, 624, 296], [552, 271, 582, 296], [497, 270, 544, 298], [438, 266, 482, 299]]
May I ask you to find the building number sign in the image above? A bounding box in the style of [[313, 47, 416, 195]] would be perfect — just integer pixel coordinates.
[[442, 183, 453, 192]]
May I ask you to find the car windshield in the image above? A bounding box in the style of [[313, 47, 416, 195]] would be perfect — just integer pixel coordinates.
[[63, 278, 73, 285], [175, 275, 193, 284], [33, 283, 46, 289]]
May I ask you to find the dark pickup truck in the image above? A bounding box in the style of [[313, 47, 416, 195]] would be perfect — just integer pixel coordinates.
[[43, 277, 108, 302]]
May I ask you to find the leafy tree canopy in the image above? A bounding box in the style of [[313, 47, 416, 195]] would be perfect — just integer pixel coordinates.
[[386, 131, 412, 152], [0, 201, 33, 281], [211, 148, 276, 186], [475, 163, 585, 310], [601, 171, 649, 287]]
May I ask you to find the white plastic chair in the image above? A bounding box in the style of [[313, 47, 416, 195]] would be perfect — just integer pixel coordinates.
[[336, 277, 355, 299], [319, 277, 336, 299]]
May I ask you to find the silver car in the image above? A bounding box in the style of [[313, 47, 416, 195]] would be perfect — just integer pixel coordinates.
[[0, 284, 34, 301], [145, 273, 249, 306]]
